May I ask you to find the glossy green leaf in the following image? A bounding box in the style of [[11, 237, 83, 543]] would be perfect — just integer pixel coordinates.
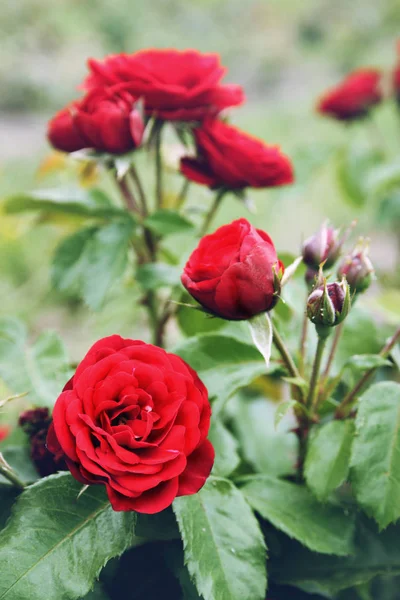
[[346, 354, 391, 372], [52, 220, 135, 310], [174, 335, 266, 415], [269, 516, 400, 596], [208, 421, 240, 478], [0, 318, 71, 407], [350, 382, 400, 529], [240, 475, 355, 555], [305, 420, 354, 501], [173, 477, 267, 600], [144, 209, 194, 236], [3, 189, 126, 219], [232, 395, 298, 477], [0, 472, 137, 600], [135, 263, 181, 291]]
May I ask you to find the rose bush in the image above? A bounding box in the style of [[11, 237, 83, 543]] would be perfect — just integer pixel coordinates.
[[47, 335, 214, 513], [180, 117, 293, 189], [47, 87, 144, 154], [181, 218, 283, 320], [83, 48, 244, 121]]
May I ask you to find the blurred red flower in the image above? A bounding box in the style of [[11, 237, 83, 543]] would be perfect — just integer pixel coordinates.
[[83, 49, 244, 121], [317, 69, 382, 121], [180, 118, 293, 190], [48, 87, 144, 154]]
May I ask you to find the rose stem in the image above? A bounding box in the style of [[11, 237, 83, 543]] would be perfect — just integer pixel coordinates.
[[336, 325, 400, 418], [129, 164, 157, 261], [0, 455, 25, 490], [271, 322, 305, 404], [307, 334, 329, 412], [299, 309, 308, 376], [176, 179, 190, 211], [154, 121, 164, 209], [319, 322, 344, 392], [116, 172, 141, 214], [199, 189, 225, 237]]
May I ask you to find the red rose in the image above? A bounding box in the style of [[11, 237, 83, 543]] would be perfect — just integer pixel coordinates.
[[83, 49, 244, 121], [47, 87, 144, 154], [47, 336, 214, 514], [317, 69, 382, 121], [181, 218, 284, 320], [180, 118, 293, 190]]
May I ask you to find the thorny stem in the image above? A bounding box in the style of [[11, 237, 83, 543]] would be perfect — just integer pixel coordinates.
[[199, 189, 225, 237], [129, 164, 148, 216], [299, 310, 308, 376], [320, 322, 344, 389], [307, 334, 329, 412], [272, 322, 305, 404], [176, 179, 190, 211], [336, 326, 400, 418]]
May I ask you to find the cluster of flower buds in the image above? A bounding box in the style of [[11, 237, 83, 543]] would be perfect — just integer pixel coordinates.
[[307, 276, 351, 337], [302, 222, 349, 289], [337, 239, 374, 295]]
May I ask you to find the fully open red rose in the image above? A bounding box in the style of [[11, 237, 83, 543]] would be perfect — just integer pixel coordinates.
[[47, 336, 214, 514], [47, 87, 144, 154], [317, 69, 382, 121], [180, 118, 293, 190], [181, 218, 284, 320], [83, 49, 244, 121]]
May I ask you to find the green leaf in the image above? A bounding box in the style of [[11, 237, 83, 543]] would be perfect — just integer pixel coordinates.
[[248, 312, 273, 367], [52, 220, 135, 310], [208, 421, 240, 478], [144, 209, 194, 236], [173, 477, 267, 600], [0, 472, 137, 600], [173, 335, 266, 415], [177, 293, 225, 337], [274, 400, 304, 430], [240, 475, 355, 555], [232, 395, 298, 477], [135, 263, 181, 291], [3, 188, 126, 220], [0, 318, 71, 407], [81, 582, 110, 600], [269, 516, 400, 596], [350, 381, 400, 529], [304, 420, 354, 501], [345, 354, 392, 372]]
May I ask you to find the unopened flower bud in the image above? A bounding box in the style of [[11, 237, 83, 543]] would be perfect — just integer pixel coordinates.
[[302, 222, 343, 270], [337, 242, 374, 294], [307, 278, 351, 334]]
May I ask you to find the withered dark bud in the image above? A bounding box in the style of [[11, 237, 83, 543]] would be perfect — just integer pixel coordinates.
[[337, 241, 374, 294], [19, 408, 66, 477]]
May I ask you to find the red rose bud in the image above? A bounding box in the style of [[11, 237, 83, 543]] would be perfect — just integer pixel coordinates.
[[84, 49, 244, 122], [302, 222, 343, 270], [19, 408, 67, 477], [48, 87, 144, 154], [47, 336, 214, 513], [307, 279, 351, 331], [181, 218, 284, 320], [337, 242, 374, 294], [317, 68, 382, 121], [180, 118, 293, 190]]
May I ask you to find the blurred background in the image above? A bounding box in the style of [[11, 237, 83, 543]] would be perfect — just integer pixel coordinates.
[[0, 0, 399, 356]]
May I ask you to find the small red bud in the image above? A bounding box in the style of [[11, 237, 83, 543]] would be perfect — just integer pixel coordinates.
[[337, 241, 374, 294], [302, 222, 342, 270]]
